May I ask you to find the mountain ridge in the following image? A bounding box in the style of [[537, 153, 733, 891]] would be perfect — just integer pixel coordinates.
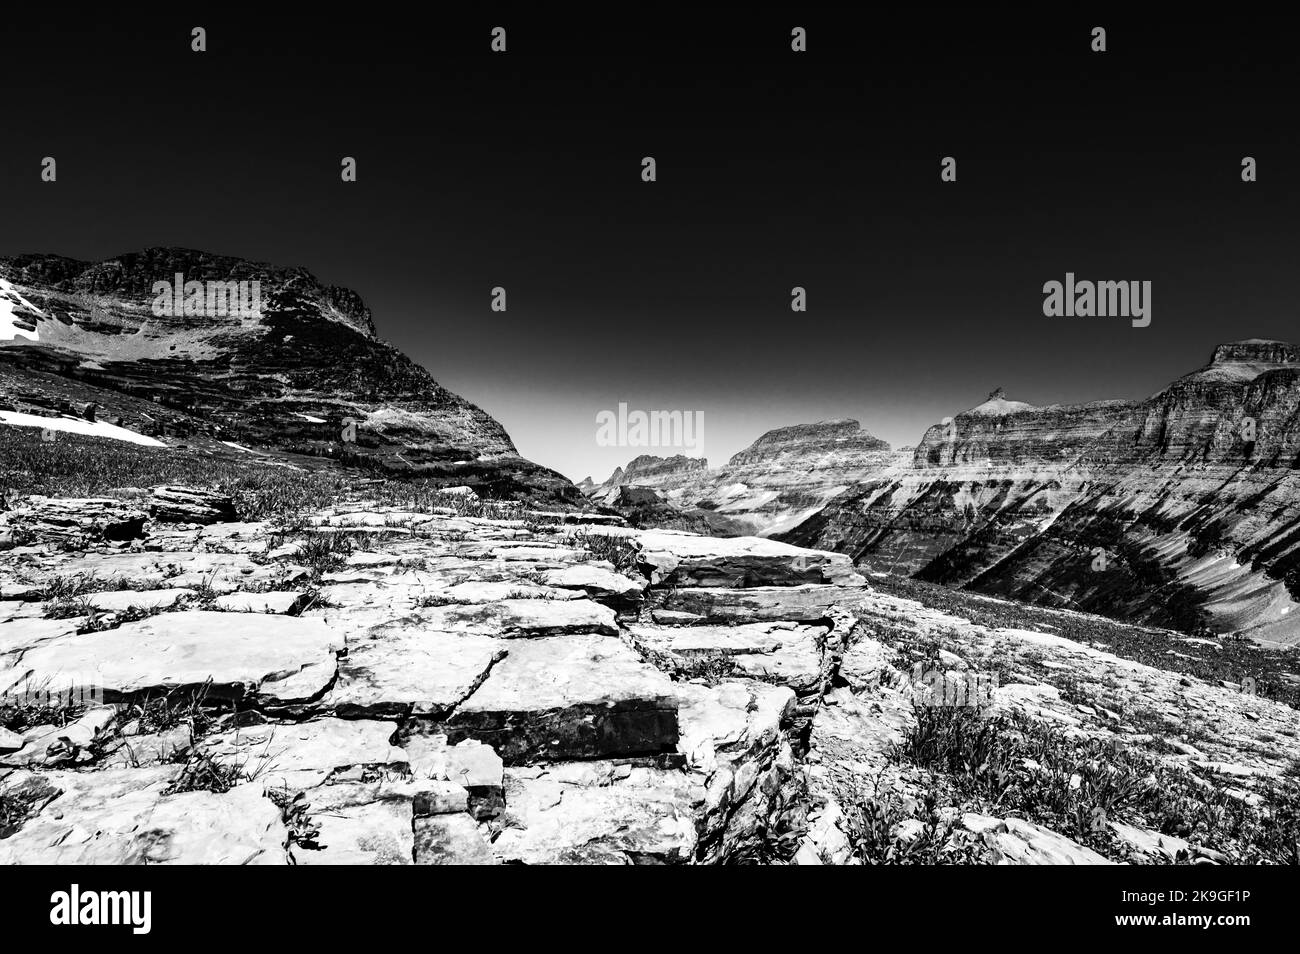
[[781, 339, 1300, 645], [0, 247, 578, 503]]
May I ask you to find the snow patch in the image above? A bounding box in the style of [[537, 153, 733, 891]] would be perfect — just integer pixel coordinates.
[[0, 278, 44, 342], [0, 411, 167, 447]]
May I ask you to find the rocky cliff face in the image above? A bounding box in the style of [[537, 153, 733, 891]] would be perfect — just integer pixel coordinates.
[[591, 420, 902, 537], [0, 249, 575, 502], [593, 454, 708, 495], [781, 342, 1300, 646]]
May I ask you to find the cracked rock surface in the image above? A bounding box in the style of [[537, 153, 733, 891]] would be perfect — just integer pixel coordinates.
[[2, 494, 1297, 864]]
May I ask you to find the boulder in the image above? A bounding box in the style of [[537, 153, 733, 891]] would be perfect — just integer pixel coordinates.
[[1, 496, 146, 542], [148, 486, 238, 525]]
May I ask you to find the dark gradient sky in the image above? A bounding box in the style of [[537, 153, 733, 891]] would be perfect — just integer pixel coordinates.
[[2, 10, 1296, 481]]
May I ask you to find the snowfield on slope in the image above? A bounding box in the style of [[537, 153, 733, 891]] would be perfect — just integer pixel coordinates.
[[0, 277, 43, 342], [0, 410, 168, 447]]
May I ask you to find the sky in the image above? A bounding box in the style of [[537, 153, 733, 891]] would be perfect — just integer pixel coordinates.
[[2, 10, 1297, 482]]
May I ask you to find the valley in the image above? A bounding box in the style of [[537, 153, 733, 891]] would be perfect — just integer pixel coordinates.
[[2, 247, 1297, 865]]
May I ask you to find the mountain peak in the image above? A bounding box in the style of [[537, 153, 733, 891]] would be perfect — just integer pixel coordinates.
[[0, 247, 377, 338], [1, 247, 580, 502], [742, 419, 889, 452], [962, 391, 1037, 416], [1209, 339, 1300, 366]]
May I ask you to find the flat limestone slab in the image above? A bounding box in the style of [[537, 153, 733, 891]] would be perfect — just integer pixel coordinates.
[[447, 634, 679, 764], [325, 620, 507, 719], [201, 718, 406, 791], [86, 589, 196, 612], [628, 621, 827, 693], [494, 762, 703, 864], [1, 707, 116, 768], [630, 529, 864, 588], [414, 813, 497, 864], [43, 551, 304, 593], [213, 591, 307, 615], [649, 584, 864, 623], [1, 610, 342, 703], [0, 617, 84, 658], [425, 580, 580, 603], [541, 564, 646, 599], [0, 768, 289, 865], [295, 795, 415, 865], [0, 601, 43, 624], [415, 599, 618, 638]]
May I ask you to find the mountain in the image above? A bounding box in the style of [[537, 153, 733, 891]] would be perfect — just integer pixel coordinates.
[[591, 454, 708, 493], [780, 341, 1300, 646], [589, 420, 902, 536], [0, 248, 576, 502]]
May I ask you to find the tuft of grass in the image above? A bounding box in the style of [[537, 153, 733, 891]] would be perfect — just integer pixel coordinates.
[[43, 595, 98, 621], [292, 533, 355, 574], [1, 700, 88, 734], [39, 572, 102, 602]]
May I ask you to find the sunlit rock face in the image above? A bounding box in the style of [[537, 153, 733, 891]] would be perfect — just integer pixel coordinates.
[[781, 343, 1300, 645]]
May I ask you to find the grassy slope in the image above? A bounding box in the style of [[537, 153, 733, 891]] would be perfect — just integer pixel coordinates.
[[873, 575, 1300, 710]]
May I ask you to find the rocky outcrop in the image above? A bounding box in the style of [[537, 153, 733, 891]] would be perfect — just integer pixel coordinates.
[[597, 454, 708, 490], [0, 496, 147, 543], [2, 491, 1296, 864], [148, 486, 238, 525], [782, 342, 1300, 646]]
